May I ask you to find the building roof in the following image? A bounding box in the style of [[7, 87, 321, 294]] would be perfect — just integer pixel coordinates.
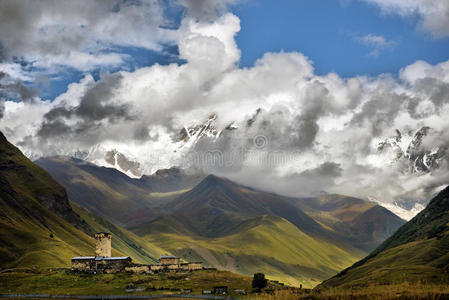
[[94, 256, 130, 261], [103, 256, 130, 260], [72, 256, 95, 260]]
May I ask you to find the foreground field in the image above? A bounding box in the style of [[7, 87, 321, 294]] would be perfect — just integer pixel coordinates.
[[2, 268, 449, 300], [0, 268, 256, 297], [252, 283, 449, 300]]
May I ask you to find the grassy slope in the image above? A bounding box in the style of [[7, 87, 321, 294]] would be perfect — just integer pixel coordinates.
[[0, 200, 94, 268], [0, 132, 161, 268], [0, 132, 97, 268], [317, 185, 449, 289], [319, 233, 449, 288], [71, 202, 167, 264], [0, 269, 254, 297], [289, 194, 405, 252], [142, 215, 363, 288]]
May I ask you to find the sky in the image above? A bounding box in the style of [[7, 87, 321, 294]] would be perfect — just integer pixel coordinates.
[[0, 0, 449, 219]]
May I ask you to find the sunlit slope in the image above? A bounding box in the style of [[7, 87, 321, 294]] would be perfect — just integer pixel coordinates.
[[0, 132, 128, 268], [0, 132, 97, 267], [142, 215, 363, 288], [287, 194, 405, 251], [71, 202, 167, 264], [0, 191, 95, 268], [318, 185, 449, 289]]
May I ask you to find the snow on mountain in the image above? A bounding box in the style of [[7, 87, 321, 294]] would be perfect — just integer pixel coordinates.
[[173, 113, 222, 150], [368, 196, 425, 221], [377, 126, 446, 174], [61, 113, 236, 178]]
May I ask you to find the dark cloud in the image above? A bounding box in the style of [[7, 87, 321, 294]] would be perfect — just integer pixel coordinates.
[[38, 72, 131, 139], [179, 0, 236, 21], [0, 98, 4, 119], [0, 0, 172, 71], [286, 81, 328, 149], [414, 78, 449, 108], [300, 162, 343, 178], [351, 92, 405, 136], [0, 71, 36, 102]]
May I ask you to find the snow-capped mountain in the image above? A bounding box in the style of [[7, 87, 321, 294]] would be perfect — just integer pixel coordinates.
[[67, 113, 241, 178], [173, 113, 222, 150], [368, 196, 425, 221], [377, 126, 446, 174]]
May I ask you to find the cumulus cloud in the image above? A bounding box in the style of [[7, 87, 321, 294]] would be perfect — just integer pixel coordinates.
[[362, 0, 449, 37], [0, 4, 448, 219], [0, 0, 176, 71]]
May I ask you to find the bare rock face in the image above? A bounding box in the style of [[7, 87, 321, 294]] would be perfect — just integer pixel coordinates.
[[173, 113, 221, 148], [378, 126, 447, 174], [104, 149, 142, 177]]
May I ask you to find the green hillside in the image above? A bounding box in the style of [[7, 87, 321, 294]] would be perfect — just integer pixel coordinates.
[[34, 156, 405, 288], [141, 215, 363, 287], [71, 202, 166, 264], [317, 185, 449, 289], [0, 132, 96, 267], [0, 132, 167, 268], [287, 194, 405, 251]]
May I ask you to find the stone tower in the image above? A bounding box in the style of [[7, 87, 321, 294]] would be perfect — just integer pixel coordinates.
[[95, 232, 111, 257]]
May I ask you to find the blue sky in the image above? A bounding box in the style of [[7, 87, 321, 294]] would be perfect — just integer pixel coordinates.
[[23, 0, 449, 100], [232, 0, 449, 76]]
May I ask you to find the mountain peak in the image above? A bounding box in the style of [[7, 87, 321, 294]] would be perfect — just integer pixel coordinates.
[[194, 174, 231, 191], [203, 173, 220, 182]]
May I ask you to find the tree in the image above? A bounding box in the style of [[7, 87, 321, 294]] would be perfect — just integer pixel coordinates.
[[252, 273, 268, 290]]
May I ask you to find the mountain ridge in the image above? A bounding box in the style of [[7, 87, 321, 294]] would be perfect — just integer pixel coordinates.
[[317, 185, 449, 289]]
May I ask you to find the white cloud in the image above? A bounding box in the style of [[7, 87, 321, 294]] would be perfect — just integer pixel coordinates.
[[362, 0, 449, 37], [0, 63, 32, 81], [1, 6, 448, 218], [0, 0, 176, 72], [361, 34, 393, 48], [356, 34, 397, 57]]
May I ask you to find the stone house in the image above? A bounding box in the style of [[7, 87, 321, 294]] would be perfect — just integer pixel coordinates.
[[72, 232, 203, 274], [71, 233, 131, 273], [160, 255, 180, 265]]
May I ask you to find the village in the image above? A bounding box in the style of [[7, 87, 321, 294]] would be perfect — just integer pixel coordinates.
[[69, 232, 261, 295], [71, 232, 203, 274]]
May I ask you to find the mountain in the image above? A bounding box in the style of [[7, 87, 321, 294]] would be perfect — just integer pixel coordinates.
[[163, 174, 329, 238], [35, 156, 205, 225], [378, 127, 446, 174], [287, 194, 406, 251], [34, 157, 404, 287], [0, 132, 95, 267], [140, 214, 362, 288], [129, 175, 404, 287], [173, 113, 222, 150], [317, 185, 449, 289], [0, 132, 171, 268]]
